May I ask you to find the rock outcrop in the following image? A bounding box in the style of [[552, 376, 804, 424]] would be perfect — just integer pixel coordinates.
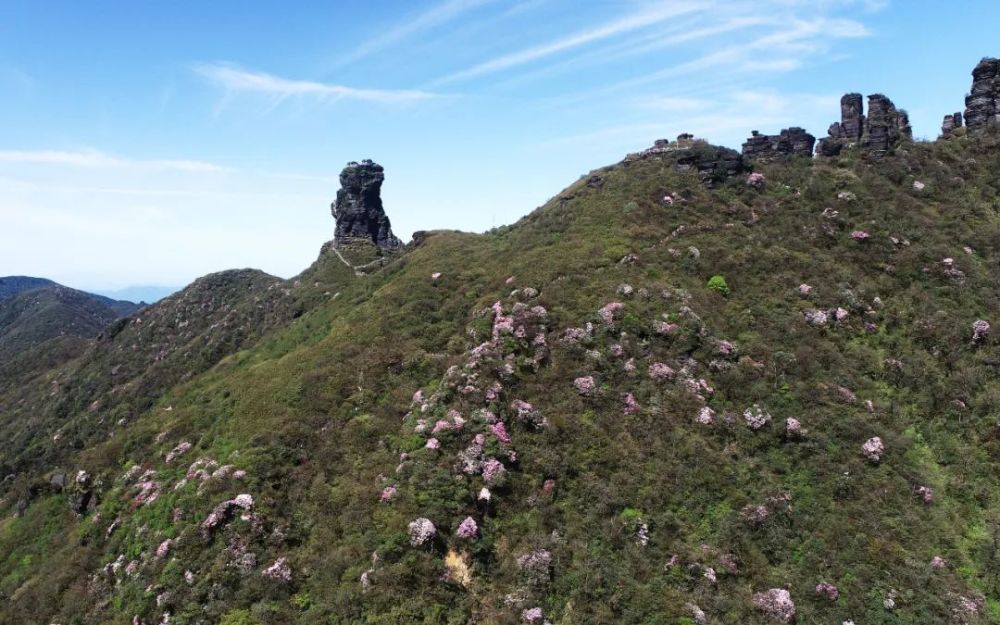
[[627, 135, 750, 186], [942, 111, 964, 137], [741, 127, 815, 159], [331, 160, 401, 250], [818, 93, 911, 157], [964, 57, 1000, 133]]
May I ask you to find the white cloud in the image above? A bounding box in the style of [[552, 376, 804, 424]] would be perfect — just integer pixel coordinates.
[[195, 63, 439, 104], [429, 2, 705, 85], [0, 149, 232, 173], [332, 0, 501, 66]]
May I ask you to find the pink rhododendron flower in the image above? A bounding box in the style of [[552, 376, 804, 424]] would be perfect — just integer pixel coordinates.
[[805, 309, 828, 325], [522, 607, 544, 623], [862, 436, 884, 462], [653, 320, 679, 334], [482, 458, 506, 483], [649, 362, 674, 382], [816, 582, 839, 600], [785, 418, 802, 434], [753, 588, 795, 623], [262, 557, 292, 582], [798, 283, 812, 295], [741, 504, 769, 525], [624, 358, 637, 374], [478, 487, 491, 502], [408, 518, 436, 546], [574, 376, 596, 396], [380, 486, 397, 503], [717, 340, 737, 356], [931, 556, 947, 568], [598, 302, 624, 325], [432, 420, 451, 434], [915, 485, 934, 504], [696, 406, 715, 425], [456, 516, 479, 539], [747, 172, 766, 188], [851, 230, 870, 241], [165, 441, 192, 463], [490, 422, 512, 444], [425, 438, 441, 450], [834, 307, 849, 321], [973, 319, 990, 343], [623, 393, 639, 415], [743, 405, 771, 430]]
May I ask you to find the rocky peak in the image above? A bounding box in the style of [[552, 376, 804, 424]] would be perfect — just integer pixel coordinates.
[[741, 127, 815, 159], [941, 111, 964, 137], [627, 135, 749, 186], [331, 159, 401, 251], [964, 57, 1000, 133], [818, 93, 911, 157]]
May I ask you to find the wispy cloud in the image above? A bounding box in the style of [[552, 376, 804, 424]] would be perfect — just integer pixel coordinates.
[[0, 149, 232, 173], [196, 63, 439, 104], [331, 0, 500, 67], [429, 2, 705, 85]]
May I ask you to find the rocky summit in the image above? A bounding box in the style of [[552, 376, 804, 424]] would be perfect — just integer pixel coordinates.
[[817, 92, 912, 157], [331, 159, 402, 251], [741, 127, 816, 159], [965, 57, 1000, 133]]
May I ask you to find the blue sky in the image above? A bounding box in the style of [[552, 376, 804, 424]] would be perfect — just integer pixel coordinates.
[[1, 0, 997, 291]]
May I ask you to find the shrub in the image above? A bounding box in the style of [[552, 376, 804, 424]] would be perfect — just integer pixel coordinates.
[[707, 275, 730, 296]]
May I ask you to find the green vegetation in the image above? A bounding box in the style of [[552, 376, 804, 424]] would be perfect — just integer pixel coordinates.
[[0, 130, 999, 624]]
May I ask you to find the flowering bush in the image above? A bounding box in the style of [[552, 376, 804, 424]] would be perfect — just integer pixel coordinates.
[[915, 485, 934, 504], [747, 172, 766, 188], [743, 405, 771, 430], [972, 319, 990, 343], [425, 438, 440, 450], [785, 417, 802, 435], [155, 539, 173, 559], [482, 458, 507, 484], [649, 362, 674, 382], [165, 441, 192, 463], [456, 516, 478, 539], [716, 340, 736, 356], [696, 407, 715, 425], [380, 486, 397, 503], [834, 307, 849, 322], [741, 504, 769, 525], [653, 320, 680, 334], [574, 376, 596, 396], [522, 607, 544, 623], [262, 557, 292, 582], [931, 556, 947, 568], [623, 393, 639, 415], [913, 180, 926, 191], [862, 436, 884, 462], [431, 272, 442, 280], [517, 549, 552, 585], [752, 588, 795, 623], [408, 518, 436, 546], [816, 582, 839, 600], [851, 230, 870, 241], [598, 302, 624, 325], [798, 283, 812, 295], [491, 421, 512, 444], [478, 487, 491, 502], [804, 309, 828, 325]]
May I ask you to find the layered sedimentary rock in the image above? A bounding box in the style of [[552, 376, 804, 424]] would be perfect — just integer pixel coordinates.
[[818, 93, 911, 157], [942, 112, 964, 137], [964, 57, 1000, 133], [741, 127, 816, 159], [331, 160, 402, 250], [626, 135, 750, 186]]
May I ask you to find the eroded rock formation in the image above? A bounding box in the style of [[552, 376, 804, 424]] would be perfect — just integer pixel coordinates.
[[741, 127, 815, 159], [964, 57, 1000, 133], [332, 160, 401, 250], [627, 135, 750, 186], [942, 111, 964, 137], [818, 93, 911, 157]]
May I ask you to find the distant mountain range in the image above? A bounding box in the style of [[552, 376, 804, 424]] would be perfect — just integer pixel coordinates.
[[93, 285, 179, 304], [0, 276, 144, 370]]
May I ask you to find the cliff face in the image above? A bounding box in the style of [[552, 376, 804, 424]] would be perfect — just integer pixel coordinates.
[[741, 127, 815, 159], [964, 57, 1000, 133], [331, 160, 402, 251]]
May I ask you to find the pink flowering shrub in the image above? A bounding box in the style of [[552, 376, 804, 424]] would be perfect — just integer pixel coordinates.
[[522, 607, 544, 623], [834, 307, 849, 322], [425, 438, 440, 450], [653, 320, 680, 334], [623, 393, 639, 415], [432, 419, 451, 434], [490, 421, 512, 444], [380, 486, 397, 503], [408, 518, 436, 546], [456, 516, 479, 539], [649, 362, 674, 382], [156, 539, 173, 559], [716, 340, 737, 356], [915, 485, 934, 504], [972, 319, 990, 343], [743, 405, 771, 430], [913, 180, 926, 191], [851, 230, 870, 241], [598, 302, 624, 325], [816, 582, 839, 600], [482, 458, 507, 484], [517, 549, 552, 585], [165, 441, 192, 463], [740, 504, 769, 525], [804, 309, 828, 325], [262, 557, 292, 582], [752, 588, 795, 623], [798, 283, 812, 295], [931, 556, 947, 568], [862, 436, 884, 462], [785, 418, 802, 435], [747, 172, 766, 188], [574, 376, 596, 396], [695, 407, 715, 425]]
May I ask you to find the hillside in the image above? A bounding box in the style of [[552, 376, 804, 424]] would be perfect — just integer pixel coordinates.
[[1, 59, 1000, 625]]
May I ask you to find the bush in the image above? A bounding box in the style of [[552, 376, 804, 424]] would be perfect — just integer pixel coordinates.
[[707, 275, 730, 296]]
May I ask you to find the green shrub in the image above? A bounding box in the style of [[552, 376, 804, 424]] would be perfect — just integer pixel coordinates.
[[706, 275, 730, 296]]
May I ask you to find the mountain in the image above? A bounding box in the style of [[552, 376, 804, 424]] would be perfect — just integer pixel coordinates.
[[0, 275, 56, 301], [1, 58, 1000, 625]]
